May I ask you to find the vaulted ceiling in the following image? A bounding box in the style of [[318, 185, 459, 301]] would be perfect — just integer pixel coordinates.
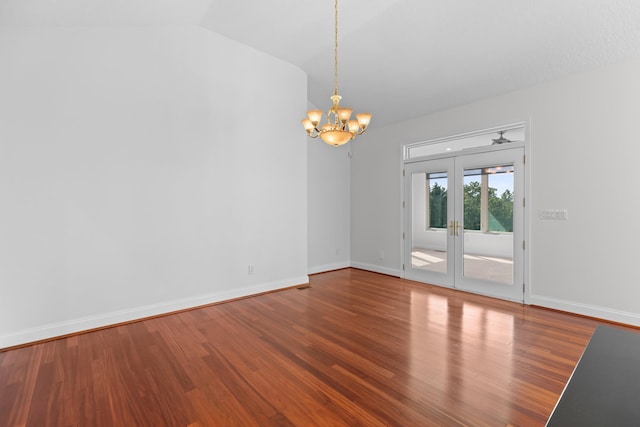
[[3, 0, 640, 127]]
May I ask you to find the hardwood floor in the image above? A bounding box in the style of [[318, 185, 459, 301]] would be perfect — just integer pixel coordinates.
[[0, 268, 626, 426]]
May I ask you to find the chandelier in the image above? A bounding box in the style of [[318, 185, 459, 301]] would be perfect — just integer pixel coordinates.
[[301, 0, 372, 147]]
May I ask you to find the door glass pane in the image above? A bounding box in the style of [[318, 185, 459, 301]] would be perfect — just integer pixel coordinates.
[[462, 165, 514, 284], [411, 172, 447, 273]]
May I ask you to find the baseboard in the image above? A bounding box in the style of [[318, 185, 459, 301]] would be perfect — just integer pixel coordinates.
[[529, 294, 640, 327], [308, 261, 351, 275], [0, 275, 309, 349], [349, 261, 402, 278]]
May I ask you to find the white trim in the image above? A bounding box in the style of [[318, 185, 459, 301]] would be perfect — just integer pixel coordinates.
[[403, 122, 527, 161], [0, 275, 309, 349], [308, 261, 350, 275], [350, 261, 402, 277], [529, 295, 640, 327], [400, 148, 407, 279], [523, 118, 533, 305], [405, 141, 525, 164]]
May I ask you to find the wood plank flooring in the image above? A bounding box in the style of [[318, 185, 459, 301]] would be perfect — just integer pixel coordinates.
[[0, 268, 628, 426]]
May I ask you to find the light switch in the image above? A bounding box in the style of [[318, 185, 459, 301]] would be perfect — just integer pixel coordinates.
[[539, 209, 568, 220]]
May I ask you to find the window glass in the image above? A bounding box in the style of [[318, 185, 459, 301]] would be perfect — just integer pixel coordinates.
[[462, 165, 514, 232], [487, 166, 514, 232], [427, 172, 447, 229], [405, 127, 525, 159]]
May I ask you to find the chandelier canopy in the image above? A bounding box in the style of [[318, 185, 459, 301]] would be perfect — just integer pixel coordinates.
[[301, 0, 371, 147]]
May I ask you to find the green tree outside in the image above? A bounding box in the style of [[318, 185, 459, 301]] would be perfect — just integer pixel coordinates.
[[429, 179, 513, 232], [429, 182, 447, 228]]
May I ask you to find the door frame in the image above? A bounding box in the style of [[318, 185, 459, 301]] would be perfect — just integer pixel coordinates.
[[400, 124, 531, 304]]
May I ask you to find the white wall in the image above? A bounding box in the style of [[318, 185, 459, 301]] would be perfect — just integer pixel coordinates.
[[351, 59, 640, 325], [0, 26, 308, 348], [307, 137, 351, 274], [349, 126, 402, 276]]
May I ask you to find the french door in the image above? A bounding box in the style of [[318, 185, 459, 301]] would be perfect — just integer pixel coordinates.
[[403, 147, 524, 302]]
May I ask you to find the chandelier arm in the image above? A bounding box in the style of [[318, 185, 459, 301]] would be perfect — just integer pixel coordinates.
[[328, 109, 337, 127]]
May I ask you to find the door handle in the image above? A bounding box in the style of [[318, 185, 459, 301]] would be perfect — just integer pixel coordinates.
[[449, 220, 455, 236], [455, 221, 461, 236]]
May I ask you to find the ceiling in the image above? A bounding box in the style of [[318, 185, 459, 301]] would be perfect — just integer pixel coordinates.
[[2, 0, 640, 127]]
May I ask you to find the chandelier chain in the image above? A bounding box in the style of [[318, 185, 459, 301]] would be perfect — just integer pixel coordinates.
[[334, 0, 339, 96]]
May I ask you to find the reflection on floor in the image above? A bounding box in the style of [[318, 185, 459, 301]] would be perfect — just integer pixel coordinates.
[[411, 247, 513, 284]]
